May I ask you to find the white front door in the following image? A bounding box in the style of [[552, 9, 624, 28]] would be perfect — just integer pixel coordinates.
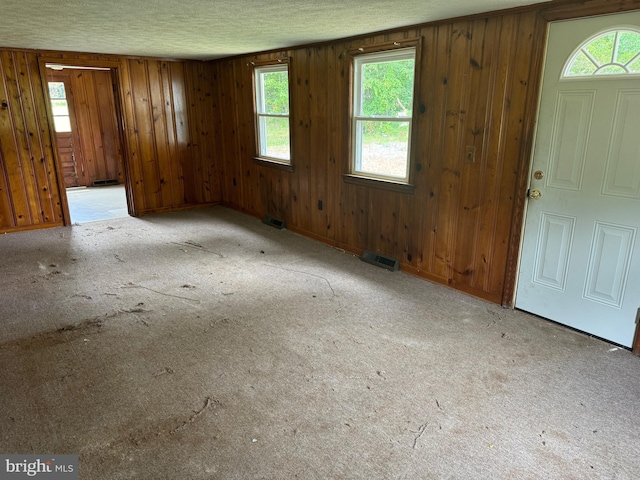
[[516, 12, 640, 347]]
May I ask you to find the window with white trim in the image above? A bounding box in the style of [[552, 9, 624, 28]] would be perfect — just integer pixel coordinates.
[[351, 48, 416, 183], [254, 63, 291, 163], [48, 82, 72, 133], [564, 28, 640, 78]]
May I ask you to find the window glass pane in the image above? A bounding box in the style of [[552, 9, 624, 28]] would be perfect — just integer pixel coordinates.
[[48, 82, 66, 99], [53, 116, 71, 132], [261, 116, 290, 160], [586, 32, 616, 65], [262, 70, 289, 114], [596, 64, 627, 75], [564, 29, 640, 78], [352, 47, 415, 182], [615, 31, 640, 64], [356, 120, 409, 178], [628, 57, 640, 73], [361, 58, 415, 117], [255, 64, 291, 164], [51, 99, 69, 116], [566, 51, 597, 76]]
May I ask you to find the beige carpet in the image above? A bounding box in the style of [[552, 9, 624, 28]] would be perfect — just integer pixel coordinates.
[[0, 206, 638, 479]]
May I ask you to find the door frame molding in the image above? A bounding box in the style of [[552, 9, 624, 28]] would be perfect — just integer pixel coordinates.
[[36, 56, 136, 225], [503, 0, 640, 353]]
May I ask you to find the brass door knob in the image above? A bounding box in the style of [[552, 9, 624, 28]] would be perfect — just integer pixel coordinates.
[[528, 189, 542, 200]]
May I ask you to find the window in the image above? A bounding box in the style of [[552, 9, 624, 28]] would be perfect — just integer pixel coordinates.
[[351, 47, 416, 184], [48, 82, 72, 132], [254, 63, 291, 164], [564, 29, 640, 78]]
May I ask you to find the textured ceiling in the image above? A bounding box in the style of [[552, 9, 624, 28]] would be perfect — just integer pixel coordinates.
[[1, 0, 548, 60]]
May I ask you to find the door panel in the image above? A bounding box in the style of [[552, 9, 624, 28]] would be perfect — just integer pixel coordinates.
[[547, 91, 594, 190], [532, 212, 575, 291], [583, 222, 636, 308], [602, 91, 640, 199], [56, 132, 78, 188], [516, 12, 640, 347]]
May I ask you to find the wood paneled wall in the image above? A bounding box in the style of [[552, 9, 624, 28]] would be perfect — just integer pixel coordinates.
[[69, 68, 123, 185], [121, 58, 218, 213], [0, 50, 63, 231], [0, 49, 221, 232], [48, 68, 124, 187], [210, 10, 547, 304]]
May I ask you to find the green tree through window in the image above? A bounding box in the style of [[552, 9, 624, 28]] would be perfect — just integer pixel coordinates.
[[254, 64, 291, 162], [352, 48, 416, 183], [564, 29, 640, 77]]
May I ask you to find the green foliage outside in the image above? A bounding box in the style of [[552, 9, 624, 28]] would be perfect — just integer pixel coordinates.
[[361, 59, 414, 117], [568, 30, 640, 76], [260, 70, 290, 153], [360, 59, 415, 142], [48, 82, 66, 99], [262, 71, 289, 114], [260, 57, 416, 149]]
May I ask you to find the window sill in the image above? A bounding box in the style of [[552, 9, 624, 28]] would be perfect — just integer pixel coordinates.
[[253, 157, 294, 172], [342, 174, 415, 194]]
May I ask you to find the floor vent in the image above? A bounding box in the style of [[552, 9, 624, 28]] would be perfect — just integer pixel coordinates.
[[93, 179, 119, 187], [361, 250, 399, 272], [262, 215, 285, 230]]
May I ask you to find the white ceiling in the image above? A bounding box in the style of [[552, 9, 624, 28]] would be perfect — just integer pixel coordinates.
[[1, 0, 548, 60]]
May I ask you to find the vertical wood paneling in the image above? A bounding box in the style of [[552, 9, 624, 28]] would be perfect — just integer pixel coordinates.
[[2, 49, 221, 233], [93, 70, 122, 182], [147, 61, 174, 208], [164, 62, 186, 206], [236, 60, 259, 215], [291, 49, 312, 229], [215, 59, 242, 210], [309, 46, 330, 238], [0, 49, 62, 232], [67, 69, 123, 186], [128, 59, 162, 210], [212, 9, 548, 303], [493, 11, 546, 299], [4, 51, 39, 226], [75, 71, 99, 182], [407, 28, 434, 272], [118, 58, 146, 214], [183, 61, 219, 205], [121, 57, 220, 214]]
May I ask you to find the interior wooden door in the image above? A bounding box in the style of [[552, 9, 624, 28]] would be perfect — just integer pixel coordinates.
[[47, 73, 87, 187], [55, 131, 78, 188]]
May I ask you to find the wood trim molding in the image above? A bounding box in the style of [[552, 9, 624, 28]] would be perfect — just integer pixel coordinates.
[[0, 221, 63, 235], [633, 308, 640, 355], [36, 57, 71, 226], [346, 37, 422, 56], [245, 57, 290, 67], [342, 174, 415, 194], [501, 13, 549, 307], [36, 56, 139, 219], [540, 0, 640, 21], [253, 157, 295, 172], [502, 1, 640, 307]]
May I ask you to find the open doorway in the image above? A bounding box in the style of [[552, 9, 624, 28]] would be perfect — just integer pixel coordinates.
[[46, 65, 129, 223]]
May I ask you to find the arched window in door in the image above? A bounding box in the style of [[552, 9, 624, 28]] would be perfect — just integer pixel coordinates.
[[563, 29, 640, 78]]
